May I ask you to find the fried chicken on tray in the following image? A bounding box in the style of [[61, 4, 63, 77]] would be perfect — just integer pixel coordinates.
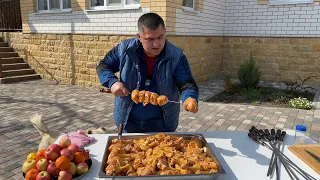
[[104, 133, 218, 176]]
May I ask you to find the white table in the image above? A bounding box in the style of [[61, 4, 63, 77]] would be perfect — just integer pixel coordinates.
[[62, 130, 320, 180]]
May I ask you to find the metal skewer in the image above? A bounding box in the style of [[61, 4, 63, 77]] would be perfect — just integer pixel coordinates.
[[249, 126, 317, 180], [118, 123, 123, 140], [168, 100, 181, 104], [267, 129, 277, 177], [269, 129, 282, 179]]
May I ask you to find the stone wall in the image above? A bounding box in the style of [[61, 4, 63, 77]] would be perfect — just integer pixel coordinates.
[[2, 32, 319, 86], [0, 32, 223, 87], [221, 37, 320, 85]]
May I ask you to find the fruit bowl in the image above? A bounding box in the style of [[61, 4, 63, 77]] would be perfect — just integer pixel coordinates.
[[23, 158, 92, 180]]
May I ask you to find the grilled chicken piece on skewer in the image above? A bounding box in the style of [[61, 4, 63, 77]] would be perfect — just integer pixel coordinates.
[[138, 90, 146, 103], [131, 89, 139, 104], [143, 91, 151, 106], [157, 95, 168, 106], [150, 92, 159, 105]]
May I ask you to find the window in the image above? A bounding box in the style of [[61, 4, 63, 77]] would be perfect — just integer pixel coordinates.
[[37, 0, 71, 12], [182, 0, 194, 9], [90, 0, 140, 10], [269, 0, 313, 5]]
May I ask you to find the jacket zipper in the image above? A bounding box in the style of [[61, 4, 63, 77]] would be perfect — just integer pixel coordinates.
[[123, 52, 141, 128], [156, 57, 169, 127]]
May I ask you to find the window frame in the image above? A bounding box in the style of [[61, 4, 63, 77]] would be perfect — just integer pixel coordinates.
[[182, 0, 195, 11], [89, 0, 140, 10], [268, 0, 314, 5], [37, 0, 72, 13]]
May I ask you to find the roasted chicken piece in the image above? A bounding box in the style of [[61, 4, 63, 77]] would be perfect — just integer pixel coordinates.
[[131, 89, 139, 104], [168, 151, 192, 169], [133, 136, 159, 150], [175, 164, 193, 174], [157, 95, 168, 106], [150, 92, 159, 105], [154, 133, 166, 141], [142, 155, 158, 168], [107, 156, 131, 166], [132, 158, 144, 170], [108, 139, 133, 152], [138, 90, 146, 103], [108, 148, 131, 159], [157, 156, 169, 170], [130, 151, 145, 160], [137, 166, 154, 176], [152, 146, 175, 158], [105, 164, 130, 176], [189, 164, 204, 173], [143, 91, 151, 106], [198, 161, 218, 170], [159, 168, 179, 175]]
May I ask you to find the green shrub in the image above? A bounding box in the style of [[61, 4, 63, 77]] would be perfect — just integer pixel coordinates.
[[289, 97, 313, 110], [238, 55, 262, 89], [240, 88, 259, 100]]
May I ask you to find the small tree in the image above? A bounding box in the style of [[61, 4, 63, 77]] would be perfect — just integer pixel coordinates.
[[238, 55, 262, 89]]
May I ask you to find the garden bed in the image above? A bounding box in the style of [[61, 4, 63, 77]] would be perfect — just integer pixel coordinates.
[[206, 84, 315, 109]]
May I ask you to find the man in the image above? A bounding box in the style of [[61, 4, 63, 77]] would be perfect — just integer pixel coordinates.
[[96, 13, 199, 133]]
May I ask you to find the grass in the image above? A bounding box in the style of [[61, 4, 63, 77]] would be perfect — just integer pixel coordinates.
[[206, 84, 315, 109]]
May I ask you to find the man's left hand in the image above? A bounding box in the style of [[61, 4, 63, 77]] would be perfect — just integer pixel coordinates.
[[183, 97, 198, 113]]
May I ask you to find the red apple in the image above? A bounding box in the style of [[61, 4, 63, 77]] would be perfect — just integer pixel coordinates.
[[59, 137, 71, 149], [36, 171, 51, 180], [47, 162, 61, 177], [80, 149, 90, 161], [36, 158, 49, 171], [21, 160, 36, 173], [47, 144, 63, 153], [44, 149, 59, 161], [58, 170, 72, 180], [67, 162, 76, 175], [67, 144, 79, 154], [60, 149, 74, 161], [76, 162, 88, 175], [45, 144, 62, 161]]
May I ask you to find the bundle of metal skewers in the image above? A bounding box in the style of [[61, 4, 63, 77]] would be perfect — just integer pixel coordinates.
[[248, 126, 316, 180]]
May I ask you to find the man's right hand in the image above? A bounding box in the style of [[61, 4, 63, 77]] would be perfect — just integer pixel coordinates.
[[110, 82, 130, 96]]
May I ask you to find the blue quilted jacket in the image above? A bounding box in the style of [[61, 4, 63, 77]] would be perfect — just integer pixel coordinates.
[[96, 38, 198, 131]]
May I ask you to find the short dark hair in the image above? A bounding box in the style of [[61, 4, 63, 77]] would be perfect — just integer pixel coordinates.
[[138, 13, 165, 33]]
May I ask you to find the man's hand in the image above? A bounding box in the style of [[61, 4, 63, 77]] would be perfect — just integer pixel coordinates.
[[110, 82, 130, 97], [183, 97, 198, 113]]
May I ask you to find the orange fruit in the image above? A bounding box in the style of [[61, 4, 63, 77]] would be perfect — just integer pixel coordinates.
[[73, 152, 85, 164], [25, 169, 40, 180], [55, 156, 70, 170], [35, 149, 46, 161]]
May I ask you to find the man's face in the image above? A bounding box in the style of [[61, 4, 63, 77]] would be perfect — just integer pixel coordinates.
[[137, 25, 166, 57]]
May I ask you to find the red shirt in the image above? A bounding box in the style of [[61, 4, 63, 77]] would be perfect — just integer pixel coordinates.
[[143, 53, 157, 77]]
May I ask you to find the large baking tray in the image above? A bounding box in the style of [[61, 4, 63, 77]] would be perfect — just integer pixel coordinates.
[[97, 133, 225, 180]]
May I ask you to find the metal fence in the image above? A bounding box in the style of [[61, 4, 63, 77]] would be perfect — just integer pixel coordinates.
[[0, 0, 22, 31]]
